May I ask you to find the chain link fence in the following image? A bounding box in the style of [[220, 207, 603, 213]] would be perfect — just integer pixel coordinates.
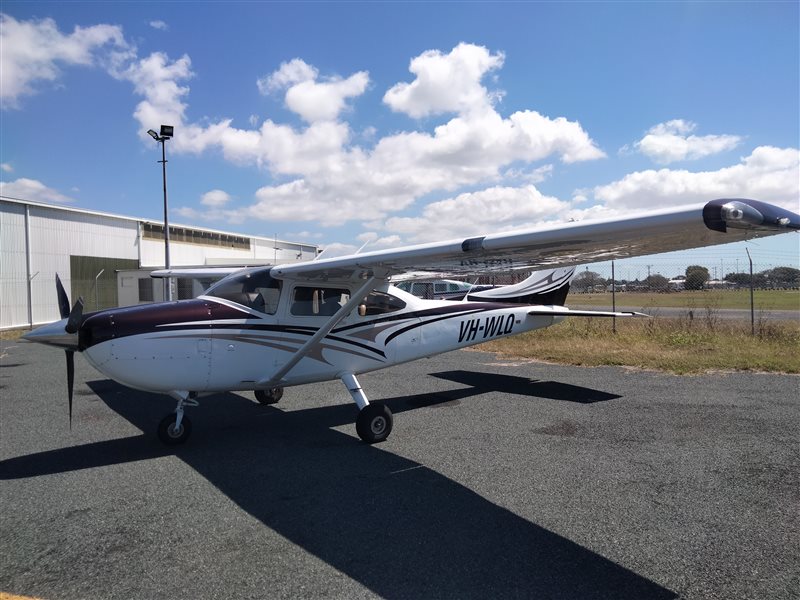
[[564, 256, 799, 333], [469, 253, 799, 329], [3, 252, 798, 331], [570, 262, 799, 294]]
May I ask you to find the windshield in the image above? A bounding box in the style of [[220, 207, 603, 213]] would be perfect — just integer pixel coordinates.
[[205, 268, 281, 313]]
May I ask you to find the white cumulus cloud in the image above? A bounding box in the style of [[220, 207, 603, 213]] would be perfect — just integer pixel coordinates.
[[258, 58, 369, 123], [111, 51, 197, 146], [0, 13, 130, 108], [384, 42, 505, 118], [383, 185, 570, 243], [0, 177, 74, 203], [200, 189, 232, 207], [631, 119, 742, 164], [257, 58, 317, 94], [592, 146, 800, 211], [167, 44, 603, 227]]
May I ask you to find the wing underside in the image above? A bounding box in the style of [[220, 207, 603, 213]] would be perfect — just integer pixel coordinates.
[[271, 199, 798, 283]]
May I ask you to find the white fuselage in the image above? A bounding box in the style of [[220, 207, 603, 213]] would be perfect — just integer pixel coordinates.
[[79, 285, 559, 395]]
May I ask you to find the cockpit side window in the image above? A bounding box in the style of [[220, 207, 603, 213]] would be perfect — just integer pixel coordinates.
[[291, 286, 351, 316], [205, 268, 281, 314]]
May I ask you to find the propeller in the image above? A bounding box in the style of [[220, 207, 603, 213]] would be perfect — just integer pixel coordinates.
[[55, 275, 84, 427]]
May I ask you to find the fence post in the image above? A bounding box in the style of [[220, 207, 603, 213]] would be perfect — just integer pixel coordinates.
[[611, 260, 616, 334], [746, 248, 754, 335]]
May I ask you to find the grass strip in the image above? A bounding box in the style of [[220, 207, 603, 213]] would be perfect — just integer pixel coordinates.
[[569, 289, 800, 310], [478, 316, 800, 374]]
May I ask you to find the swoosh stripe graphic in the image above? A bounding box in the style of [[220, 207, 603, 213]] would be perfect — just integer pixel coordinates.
[[384, 306, 500, 345]]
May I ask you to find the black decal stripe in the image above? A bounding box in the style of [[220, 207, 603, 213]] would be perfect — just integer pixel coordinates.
[[227, 333, 386, 364], [213, 327, 387, 360], [156, 332, 386, 363], [384, 306, 500, 345], [332, 303, 510, 335], [280, 329, 387, 359]]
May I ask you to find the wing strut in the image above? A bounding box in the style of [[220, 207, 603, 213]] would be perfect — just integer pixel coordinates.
[[258, 276, 379, 388]]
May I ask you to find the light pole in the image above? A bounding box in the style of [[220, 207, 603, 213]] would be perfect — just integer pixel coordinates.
[[147, 125, 174, 300]]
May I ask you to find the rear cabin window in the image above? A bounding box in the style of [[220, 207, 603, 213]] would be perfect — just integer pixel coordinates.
[[361, 291, 406, 316], [289, 287, 407, 317], [205, 268, 281, 314]]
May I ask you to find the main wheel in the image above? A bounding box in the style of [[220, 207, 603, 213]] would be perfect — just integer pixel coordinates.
[[356, 403, 393, 444], [157, 413, 192, 445], [255, 387, 284, 405]]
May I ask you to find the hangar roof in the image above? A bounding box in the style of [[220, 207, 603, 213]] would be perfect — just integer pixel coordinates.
[[0, 195, 317, 251]]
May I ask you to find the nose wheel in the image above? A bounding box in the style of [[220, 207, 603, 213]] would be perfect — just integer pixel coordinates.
[[157, 413, 192, 445], [157, 391, 198, 445]]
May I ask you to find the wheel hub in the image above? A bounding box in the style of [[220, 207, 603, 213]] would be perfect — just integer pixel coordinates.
[[370, 416, 386, 435]]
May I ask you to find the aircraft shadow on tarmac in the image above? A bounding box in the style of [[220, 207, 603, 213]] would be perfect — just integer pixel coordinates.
[[1, 378, 672, 599], [429, 370, 622, 403]]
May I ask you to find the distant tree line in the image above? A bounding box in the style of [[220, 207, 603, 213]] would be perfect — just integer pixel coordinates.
[[723, 266, 800, 289], [570, 266, 800, 293]]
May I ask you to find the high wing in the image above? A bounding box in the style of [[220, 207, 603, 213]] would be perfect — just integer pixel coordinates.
[[151, 267, 246, 278], [271, 199, 799, 283]]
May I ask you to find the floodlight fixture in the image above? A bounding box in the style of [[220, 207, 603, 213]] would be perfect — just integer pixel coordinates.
[[159, 125, 174, 138]]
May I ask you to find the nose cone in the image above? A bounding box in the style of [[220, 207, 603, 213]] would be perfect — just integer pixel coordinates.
[[22, 318, 79, 350]]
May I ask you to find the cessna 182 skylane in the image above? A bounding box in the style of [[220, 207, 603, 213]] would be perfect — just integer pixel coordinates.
[[23, 199, 799, 445]]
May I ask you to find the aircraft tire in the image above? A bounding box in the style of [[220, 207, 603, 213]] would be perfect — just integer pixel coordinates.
[[356, 403, 393, 444], [157, 413, 192, 445], [255, 387, 284, 405]]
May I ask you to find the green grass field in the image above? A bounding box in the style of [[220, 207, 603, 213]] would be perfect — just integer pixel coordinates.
[[567, 289, 800, 311], [479, 317, 800, 374]]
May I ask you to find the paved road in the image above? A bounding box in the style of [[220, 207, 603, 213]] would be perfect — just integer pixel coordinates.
[[1, 341, 798, 600]]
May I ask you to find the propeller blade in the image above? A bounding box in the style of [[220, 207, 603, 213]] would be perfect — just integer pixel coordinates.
[[56, 274, 71, 319], [55, 274, 80, 428], [65, 297, 84, 334], [66, 350, 75, 429]]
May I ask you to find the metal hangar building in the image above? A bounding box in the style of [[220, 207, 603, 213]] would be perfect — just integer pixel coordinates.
[[1, 196, 319, 330]]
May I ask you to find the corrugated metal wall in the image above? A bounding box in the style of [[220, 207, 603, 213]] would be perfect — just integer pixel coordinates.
[[2, 200, 140, 329], [1, 199, 319, 330], [27, 205, 139, 326], [0, 202, 28, 328]]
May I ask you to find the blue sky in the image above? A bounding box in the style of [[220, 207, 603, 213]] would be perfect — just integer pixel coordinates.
[[2, 1, 798, 272]]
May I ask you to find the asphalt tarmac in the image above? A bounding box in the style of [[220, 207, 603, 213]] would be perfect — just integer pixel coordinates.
[[1, 340, 798, 600]]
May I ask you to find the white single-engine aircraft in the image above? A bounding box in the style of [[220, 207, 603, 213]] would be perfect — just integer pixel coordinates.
[[24, 199, 799, 445]]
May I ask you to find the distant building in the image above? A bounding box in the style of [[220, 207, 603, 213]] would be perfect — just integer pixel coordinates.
[[705, 279, 735, 289], [1, 197, 318, 330], [668, 278, 686, 291]]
